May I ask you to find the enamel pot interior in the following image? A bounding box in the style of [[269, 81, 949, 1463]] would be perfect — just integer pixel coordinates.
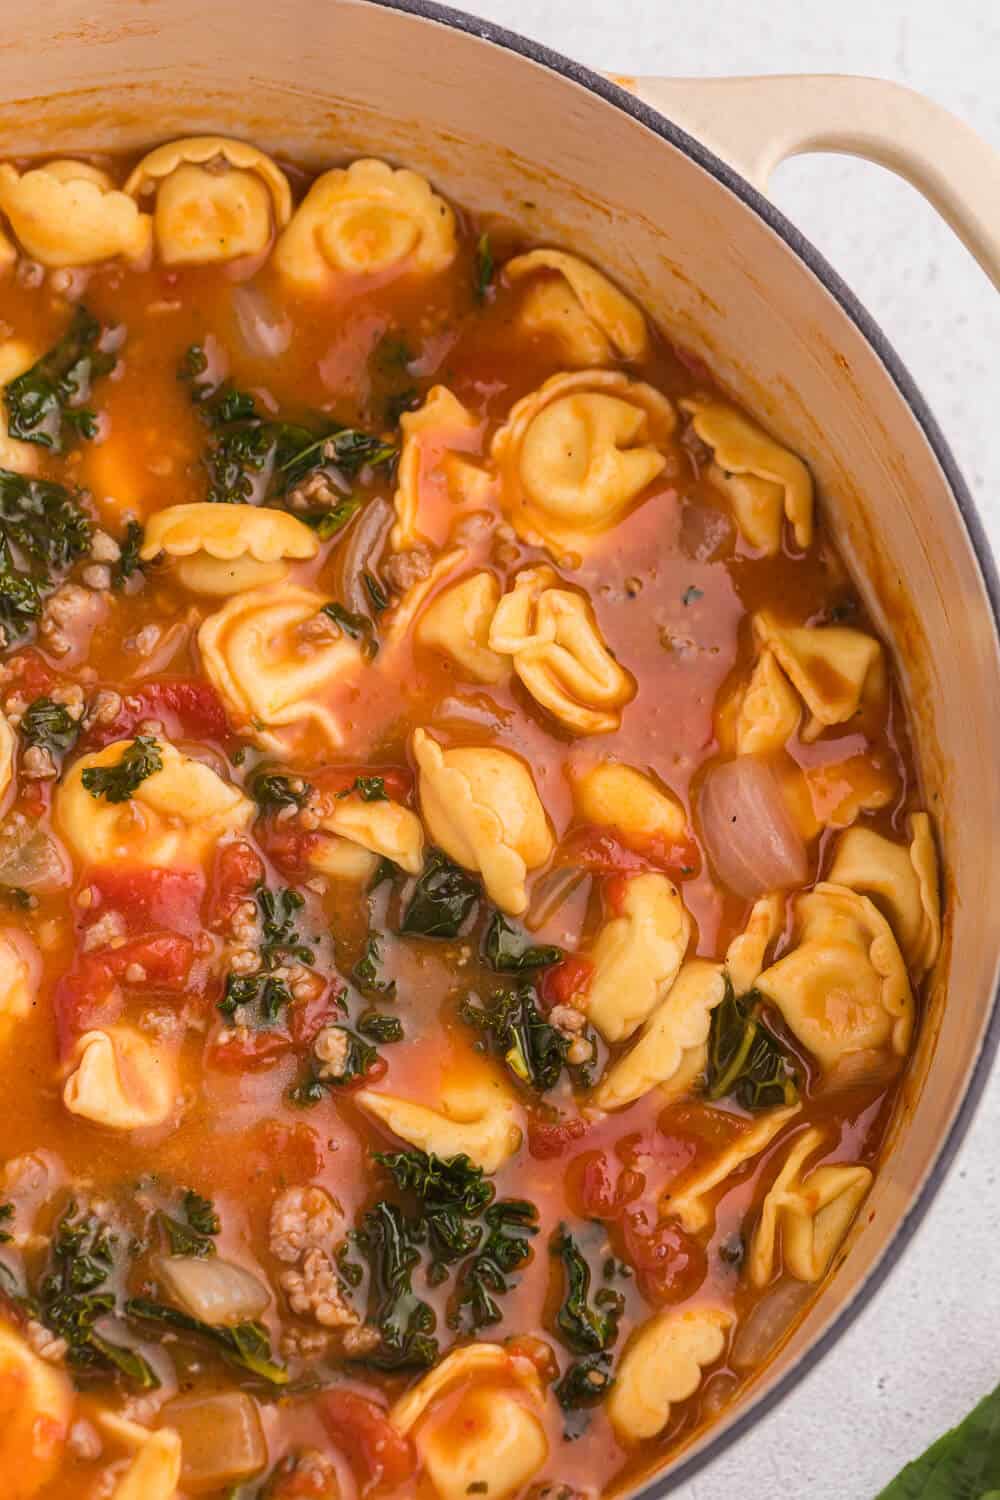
[[10, 0, 1000, 1490]]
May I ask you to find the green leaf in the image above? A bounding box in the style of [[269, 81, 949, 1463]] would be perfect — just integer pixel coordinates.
[[19, 697, 79, 753], [376, 1149, 492, 1272], [5, 305, 117, 452], [81, 735, 163, 804], [336, 775, 388, 803], [551, 1227, 622, 1355], [0, 469, 92, 569], [705, 979, 799, 1112], [352, 931, 396, 998], [349, 1201, 438, 1371], [482, 911, 562, 972], [357, 1011, 404, 1043], [307, 496, 361, 539], [400, 848, 480, 939], [113, 520, 145, 588], [126, 1297, 288, 1385], [555, 1352, 615, 1410], [875, 1384, 1000, 1497], [450, 1200, 537, 1332], [250, 771, 309, 811], [460, 982, 568, 1092]]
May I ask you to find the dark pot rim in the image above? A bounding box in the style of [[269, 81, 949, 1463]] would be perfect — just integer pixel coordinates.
[[360, 1, 1000, 1491]]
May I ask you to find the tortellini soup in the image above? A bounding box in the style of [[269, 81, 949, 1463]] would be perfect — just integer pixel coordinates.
[[0, 134, 941, 1500]]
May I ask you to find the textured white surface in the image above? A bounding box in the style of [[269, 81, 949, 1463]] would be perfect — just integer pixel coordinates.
[[457, 2, 1000, 1496]]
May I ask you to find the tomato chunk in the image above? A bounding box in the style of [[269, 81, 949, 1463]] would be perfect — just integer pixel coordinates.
[[317, 1389, 416, 1489], [81, 677, 229, 749], [541, 954, 594, 1009], [622, 1204, 707, 1305], [205, 1027, 294, 1071], [558, 825, 700, 879], [313, 766, 413, 804], [83, 866, 205, 937], [207, 839, 265, 931], [54, 931, 196, 1054], [528, 1114, 589, 1160]]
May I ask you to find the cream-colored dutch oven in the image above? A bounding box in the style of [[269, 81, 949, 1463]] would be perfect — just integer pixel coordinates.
[[9, 0, 1000, 1491]]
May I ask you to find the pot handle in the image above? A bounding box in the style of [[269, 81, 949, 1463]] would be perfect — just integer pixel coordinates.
[[623, 74, 1000, 291]]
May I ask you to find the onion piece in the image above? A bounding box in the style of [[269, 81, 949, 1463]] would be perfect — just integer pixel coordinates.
[[167, 1391, 267, 1492], [525, 865, 588, 932], [154, 1255, 270, 1326], [231, 283, 291, 359], [331, 495, 393, 618], [0, 825, 72, 892], [731, 1277, 812, 1370], [699, 756, 808, 901]]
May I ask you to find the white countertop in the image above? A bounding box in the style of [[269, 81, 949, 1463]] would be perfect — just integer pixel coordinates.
[[455, 2, 1000, 1494]]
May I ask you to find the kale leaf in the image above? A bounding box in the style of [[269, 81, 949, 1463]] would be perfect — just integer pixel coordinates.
[[81, 735, 163, 804], [376, 1149, 491, 1276], [288, 1027, 382, 1106], [126, 1296, 288, 1385], [482, 911, 562, 972], [321, 601, 379, 661], [336, 775, 387, 803], [400, 848, 480, 939], [218, 883, 313, 1032], [460, 982, 568, 1091], [19, 696, 79, 753], [0, 469, 92, 569], [352, 931, 396, 998], [257, 884, 314, 968], [112, 519, 145, 588], [555, 1352, 615, 1410], [705, 980, 799, 1112], [551, 1227, 623, 1355], [349, 1201, 438, 1371], [5, 306, 117, 452], [159, 1189, 221, 1258], [250, 770, 309, 811], [357, 1011, 404, 1043], [450, 1200, 538, 1332], [0, 542, 43, 637], [874, 1379, 1000, 1498], [305, 496, 362, 540]]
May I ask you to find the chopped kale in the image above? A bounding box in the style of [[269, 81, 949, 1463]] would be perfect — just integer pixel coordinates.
[[218, 970, 292, 1028], [336, 775, 387, 803], [184, 1190, 221, 1238], [349, 1201, 438, 1371], [400, 848, 480, 939], [321, 600, 379, 661], [474, 233, 494, 303], [126, 1297, 288, 1385], [81, 735, 163, 804], [555, 1352, 615, 1410], [482, 911, 563, 972], [352, 931, 396, 998], [5, 305, 117, 452], [460, 982, 568, 1092], [113, 519, 145, 588], [288, 1027, 381, 1106], [363, 571, 389, 614], [0, 1201, 12, 1243], [0, 544, 43, 637], [306, 496, 361, 539], [218, 882, 313, 1033], [705, 980, 800, 1112], [376, 1150, 491, 1276], [250, 770, 309, 811], [257, 884, 314, 968], [159, 1189, 221, 1258], [357, 1011, 404, 1043], [450, 1200, 538, 1331], [0, 469, 92, 569], [19, 696, 79, 754], [551, 1227, 623, 1355]]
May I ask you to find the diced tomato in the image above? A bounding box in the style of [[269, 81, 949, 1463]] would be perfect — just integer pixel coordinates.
[[207, 838, 265, 930], [1, 647, 58, 700], [540, 954, 594, 1009], [317, 1389, 416, 1490], [205, 1026, 294, 1071], [54, 931, 196, 1053], [558, 825, 700, 880], [622, 1204, 706, 1305], [528, 1114, 589, 1160], [289, 981, 346, 1049], [81, 677, 229, 749], [83, 866, 205, 937], [313, 765, 413, 804], [257, 819, 321, 877], [570, 1149, 644, 1221]]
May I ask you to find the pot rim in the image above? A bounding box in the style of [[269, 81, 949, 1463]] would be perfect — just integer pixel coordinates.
[[361, 0, 1000, 1490]]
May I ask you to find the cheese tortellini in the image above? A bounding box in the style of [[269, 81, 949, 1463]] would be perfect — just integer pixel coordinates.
[[505, 248, 649, 365], [140, 503, 319, 595], [356, 1079, 522, 1174], [390, 386, 481, 551], [98, 1413, 183, 1500], [274, 157, 457, 289], [0, 159, 152, 268], [492, 370, 676, 553], [595, 960, 726, 1111], [0, 930, 35, 1049], [661, 1106, 800, 1235], [754, 611, 885, 741], [585, 873, 691, 1043], [391, 1345, 548, 1500], [311, 787, 425, 879], [733, 648, 801, 755], [56, 737, 253, 867], [124, 136, 292, 264], [749, 1127, 873, 1288], [725, 892, 785, 997], [489, 565, 635, 733], [199, 586, 361, 749], [414, 570, 509, 684], [0, 1320, 73, 1497], [572, 760, 688, 848], [0, 705, 13, 803], [756, 883, 913, 1070], [63, 1026, 179, 1131], [827, 813, 941, 977], [681, 397, 814, 555], [412, 728, 554, 916], [608, 1306, 732, 1442]]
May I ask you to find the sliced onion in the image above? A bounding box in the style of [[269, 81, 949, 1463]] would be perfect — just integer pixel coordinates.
[[525, 866, 588, 932], [231, 283, 291, 360], [699, 756, 807, 901], [167, 1391, 267, 1491], [154, 1254, 270, 1326], [332, 495, 393, 618], [0, 826, 72, 892], [731, 1277, 813, 1370]]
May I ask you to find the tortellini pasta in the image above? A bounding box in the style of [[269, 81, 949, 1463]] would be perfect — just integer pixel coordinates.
[[199, 586, 361, 750], [661, 1106, 800, 1234], [0, 159, 152, 268], [755, 883, 913, 1070], [505, 248, 649, 365], [311, 787, 425, 878], [56, 737, 253, 867], [595, 960, 726, 1111], [414, 570, 509, 684], [571, 760, 688, 848], [0, 1319, 73, 1497], [63, 1026, 179, 1131], [725, 892, 785, 997], [680, 397, 813, 554], [735, 649, 801, 755], [827, 813, 941, 977], [390, 386, 481, 551], [412, 728, 554, 916], [356, 1079, 522, 1174], [140, 503, 319, 595], [491, 370, 676, 553], [754, 611, 885, 741], [607, 1305, 732, 1442], [124, 136, 292, 265], [0, 706, 13, 802], [748, 1126, 873, 1288], [98, 1413, 183, 1500], [585, 873, 691, 1043], [274, 157, 457, 289], [391, 1344, 548, 1500], [0, 930, 35, 1049], [489, 565, 635, 733]]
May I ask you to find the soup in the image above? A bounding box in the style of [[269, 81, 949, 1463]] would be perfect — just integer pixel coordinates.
[[0, 141, 940, 1500]]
